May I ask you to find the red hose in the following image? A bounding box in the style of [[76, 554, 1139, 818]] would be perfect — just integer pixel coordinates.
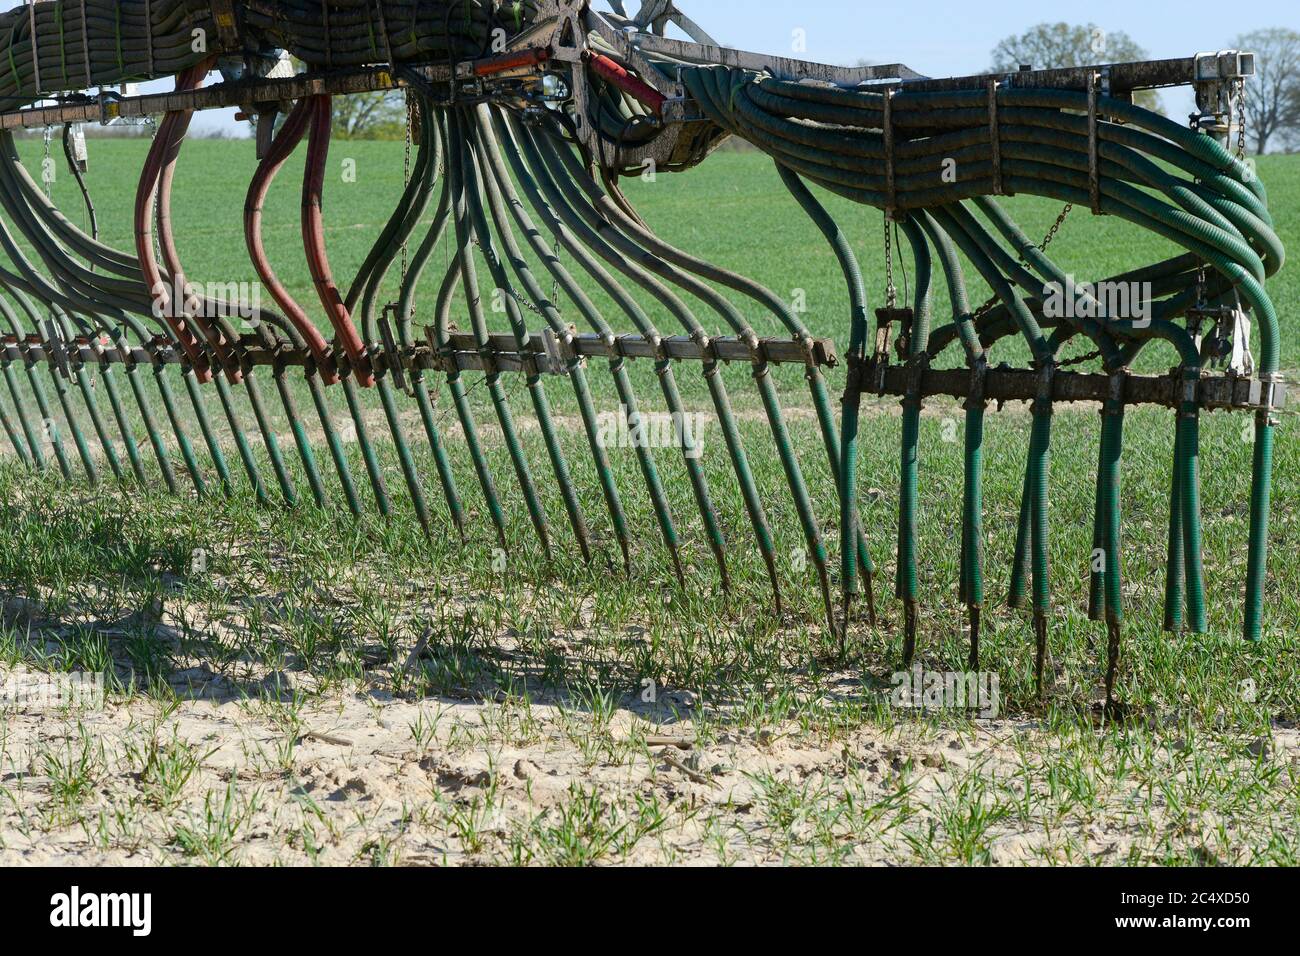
[[584, 52, 667, 115], [245, 98, 340, 386], [135, 63, 214, 382], [473, 47, 549, 76], [302, 95, 374, 388], [154, 61, 244, 383]]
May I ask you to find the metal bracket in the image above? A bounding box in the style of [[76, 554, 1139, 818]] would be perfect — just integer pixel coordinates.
[[1252, 375, 1287, 422], [66, 122, 88, 173], [1192, 50, 1256, 143], [377, 304, 411, 396], [1033, 362, 1057, 412], [1195, 305, 1255, 377], [988, 79, 1004, 196], [209, 0, 242, 52], [965, 358, 989, 411], [883, 88, 897, 212], [41, 319, 70, 379], [1086, 71, 1104, 214]]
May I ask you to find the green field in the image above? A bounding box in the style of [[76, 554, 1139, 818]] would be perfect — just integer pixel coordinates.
[[0, 138, 1296, 865]]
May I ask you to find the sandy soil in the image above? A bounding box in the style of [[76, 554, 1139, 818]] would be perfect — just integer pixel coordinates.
[[4, 644, 1296, 866]]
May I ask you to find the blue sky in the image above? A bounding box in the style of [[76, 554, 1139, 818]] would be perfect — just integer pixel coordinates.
[[3, 0, 1297, 134], [655, 0, 1294, 71]]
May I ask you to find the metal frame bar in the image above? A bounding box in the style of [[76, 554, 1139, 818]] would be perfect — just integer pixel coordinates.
[[0, 64, 452, 131], [850, 358, 1287, 414], [3, 331, 839, 377], [861, 52, 1255, 95], [9, 333, 1285, 414], [617, 32, 923, 86]]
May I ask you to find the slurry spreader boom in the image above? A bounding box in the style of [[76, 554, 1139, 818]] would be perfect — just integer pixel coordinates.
[[0, 1, 1286, 703]]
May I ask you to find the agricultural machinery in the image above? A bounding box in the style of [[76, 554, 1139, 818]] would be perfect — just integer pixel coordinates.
[[0, 1, 1285, 706]]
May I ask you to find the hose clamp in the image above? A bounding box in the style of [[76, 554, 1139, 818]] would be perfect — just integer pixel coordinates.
[[795, 331, 816, 365], [258, 340, 280, 376], [318, 345, 341, 379], [690, 329, 721, 376], [145, 334, 170, 370], [600, 330, 619, 359], [68, 337, 91, 375], [18, 333, 39, 367], [87, 333, 111, 369], [689, 327, 714, 358], [646, 331, 667, 366], [106, 331, 133, 368], [538, 326, 569, 376], [1253, 372, 1287, 423]]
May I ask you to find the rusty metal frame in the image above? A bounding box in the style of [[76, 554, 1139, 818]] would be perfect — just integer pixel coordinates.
[[4, 331, 838, 377], [854, 358, 1288, 415], [0, 64, 452, 131]]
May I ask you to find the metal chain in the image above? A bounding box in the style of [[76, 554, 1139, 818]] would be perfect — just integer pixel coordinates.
[[1059, 347, 1102, 369], [970, 293, 1001, 323], [41, 126, 52, 200], [148, 116, 163, 268], [883, 212, 896, 309], [1037, 202, 1073, 253], [401, 91, 412, 285], [969, 202, 1074, 320], [552, 243, 562, 315], [469, 232, 548, 319], [502, 282, 549, 320], [1235, 80, 1248, 159]]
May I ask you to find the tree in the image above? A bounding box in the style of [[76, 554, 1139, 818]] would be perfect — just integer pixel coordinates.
[[1288, 84, 1300, 152], [1230, 28, 1300, 154], [331, 90, 408, 140], [989, 23, 1159, 112]]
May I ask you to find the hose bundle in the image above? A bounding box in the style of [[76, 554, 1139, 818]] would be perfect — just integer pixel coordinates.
[[683, 63, 1283, 670], [239, 0, 539, 69], [0, 1, 538, 107], [0, 1, 218, 106]]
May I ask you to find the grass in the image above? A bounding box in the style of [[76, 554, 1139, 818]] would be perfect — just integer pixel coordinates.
[[0, 136, 1296, 865]]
